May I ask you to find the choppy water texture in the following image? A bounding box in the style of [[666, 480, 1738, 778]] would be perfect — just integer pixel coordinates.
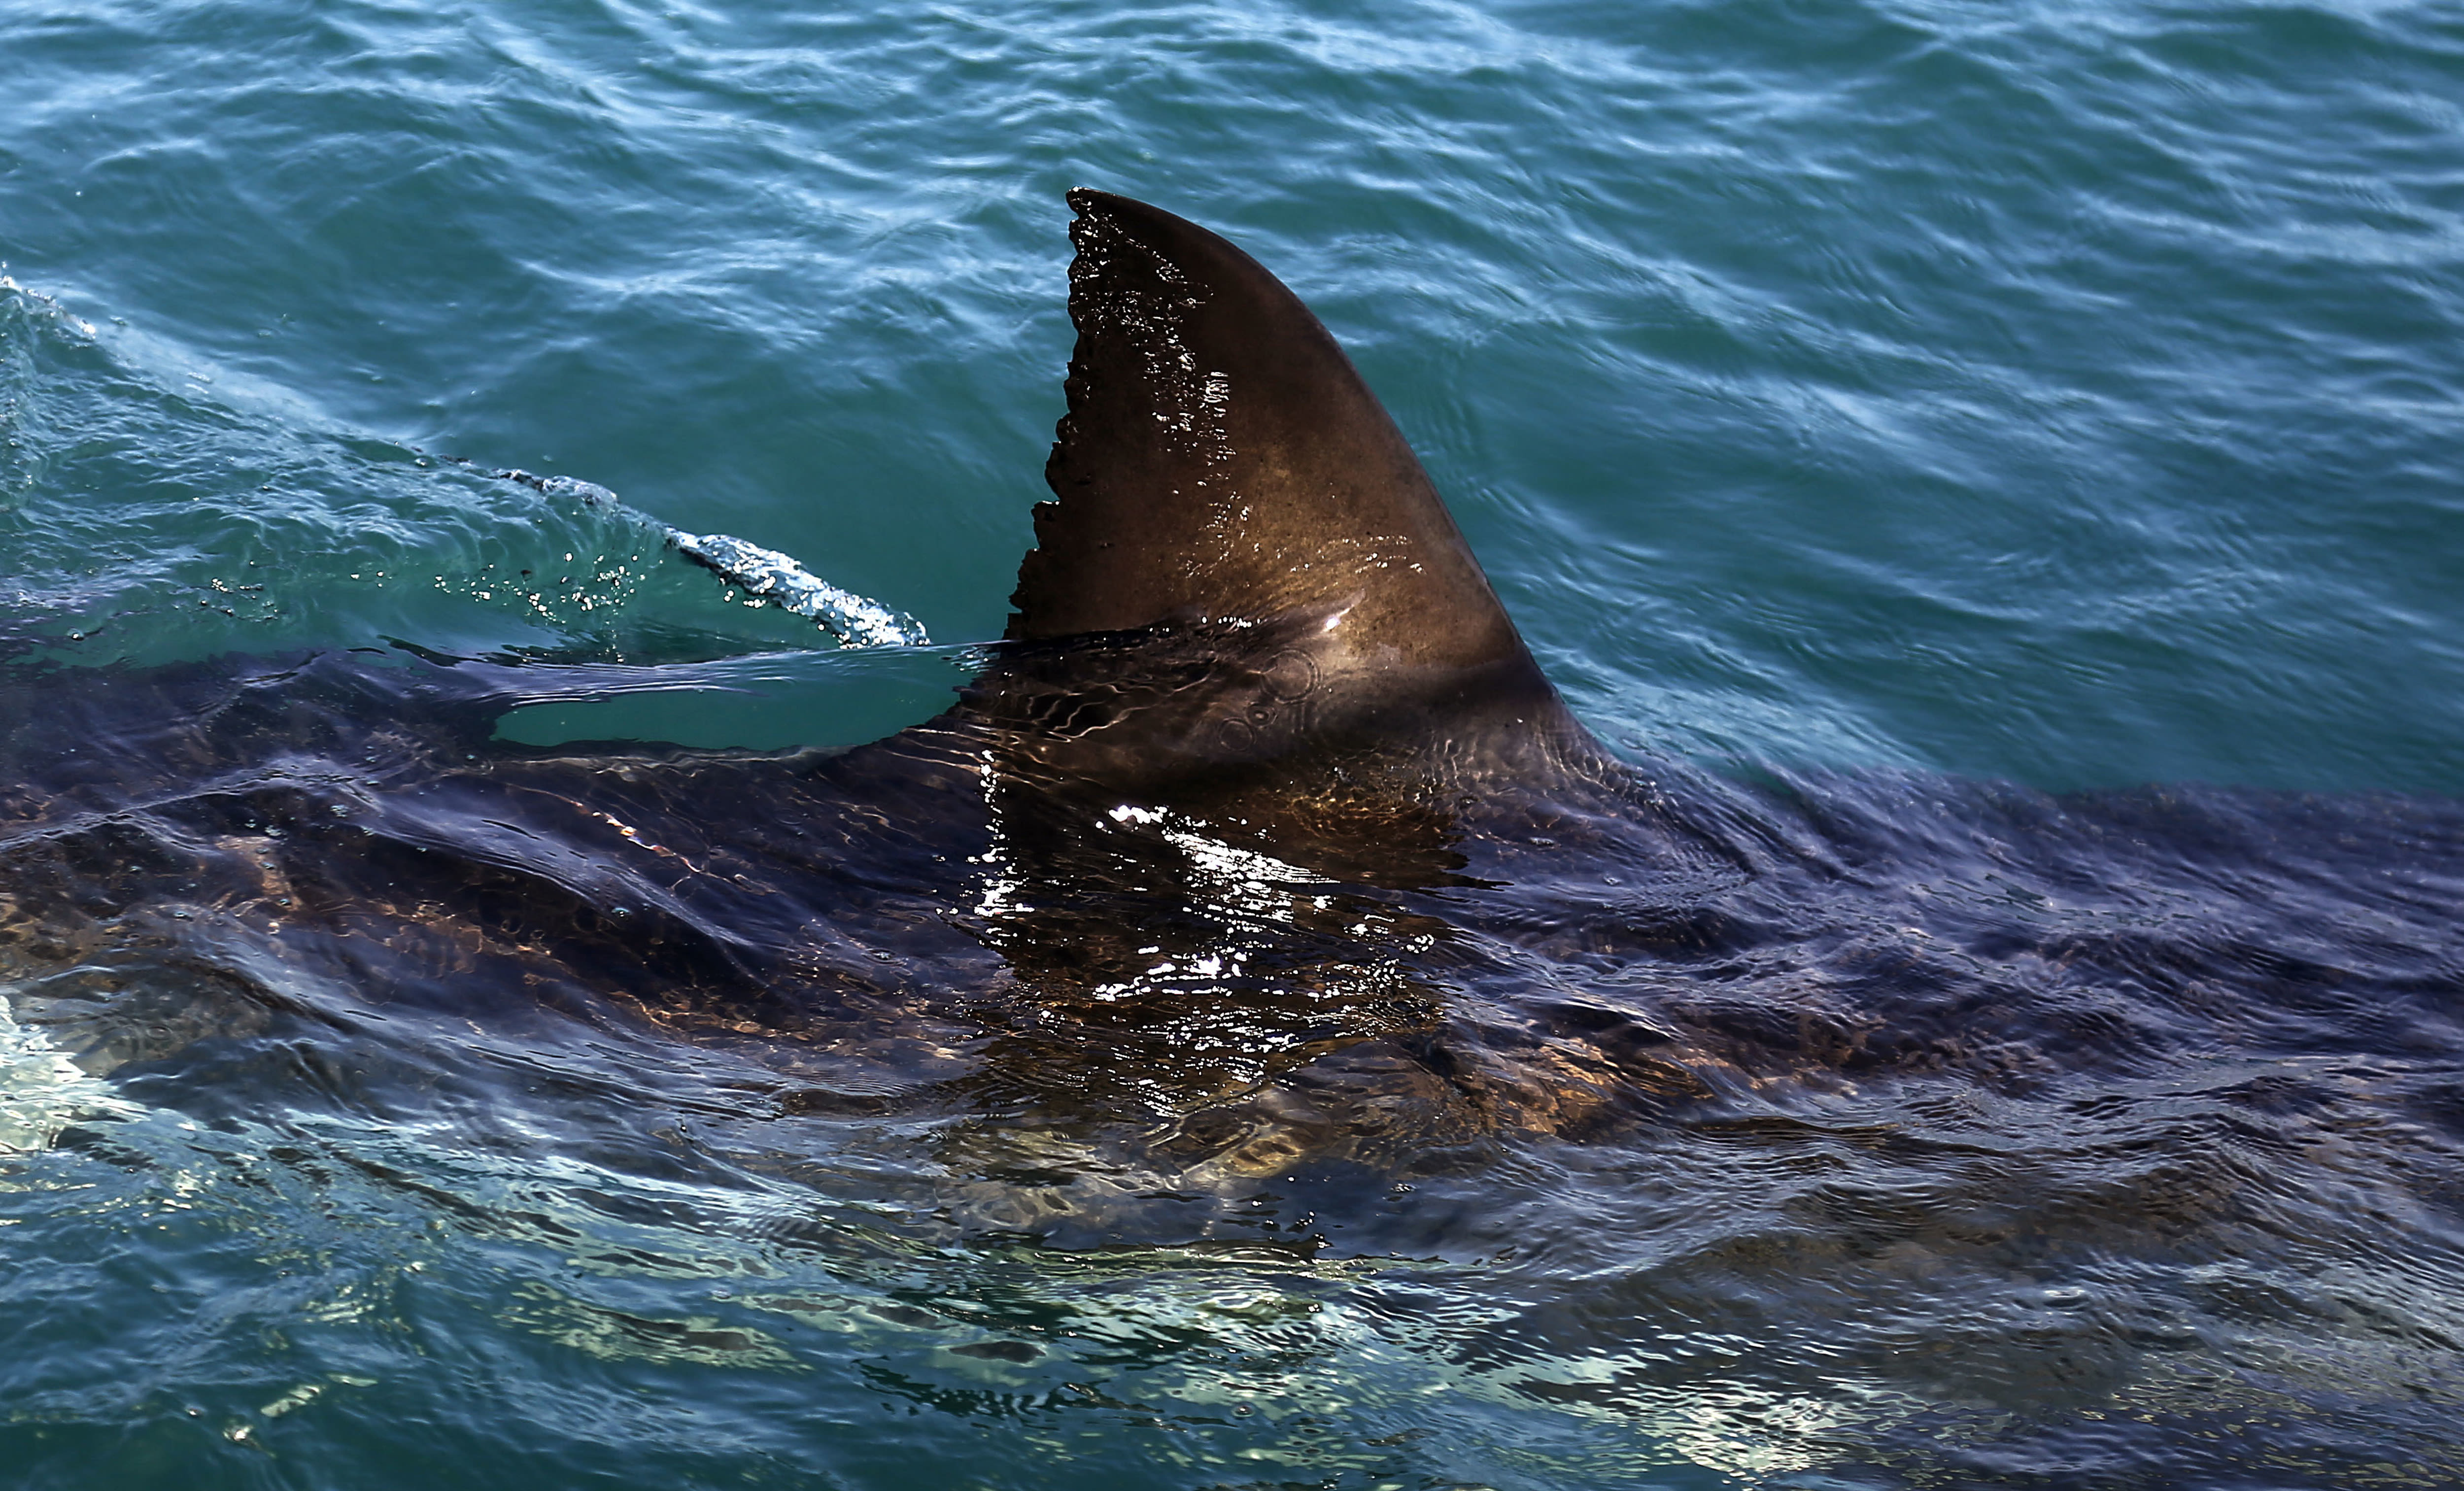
[[1, 0, 2461, 1488]]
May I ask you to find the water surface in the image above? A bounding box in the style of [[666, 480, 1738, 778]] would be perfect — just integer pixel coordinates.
[[2, 0, 2461, 1486]]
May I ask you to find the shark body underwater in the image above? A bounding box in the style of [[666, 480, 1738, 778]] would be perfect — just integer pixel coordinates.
[[4, 192, 2464, 1459]]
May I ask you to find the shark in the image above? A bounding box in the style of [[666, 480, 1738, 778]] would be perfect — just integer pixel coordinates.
[[0, 191, 2457, 1292], [0, 189, 1727, 1181]]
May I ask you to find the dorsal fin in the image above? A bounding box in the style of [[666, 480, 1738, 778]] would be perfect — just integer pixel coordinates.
[[1011, 190, 1529, 688], [977, 190, 1604, 819]]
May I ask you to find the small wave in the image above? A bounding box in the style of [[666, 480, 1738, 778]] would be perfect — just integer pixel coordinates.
[[0, 276, 98, 340]]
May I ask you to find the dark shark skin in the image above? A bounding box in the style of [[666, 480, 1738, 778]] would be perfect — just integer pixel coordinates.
[[3, 195, 2464, 1478]]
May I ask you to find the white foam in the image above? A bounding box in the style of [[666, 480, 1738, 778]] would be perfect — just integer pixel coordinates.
[[668, 529, 926, 648], [0, 1000, 141, 1154], [492, 467, 927, 648]]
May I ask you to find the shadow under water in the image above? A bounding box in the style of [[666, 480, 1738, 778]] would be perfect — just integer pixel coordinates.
[[3, 642, 2461, 1486]]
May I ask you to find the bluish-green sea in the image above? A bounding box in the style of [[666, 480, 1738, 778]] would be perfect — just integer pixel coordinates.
[[3, 0, 2461, 1487]]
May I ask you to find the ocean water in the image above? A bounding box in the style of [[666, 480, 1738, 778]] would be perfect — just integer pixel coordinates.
[[2, 0, 2461, 1487]]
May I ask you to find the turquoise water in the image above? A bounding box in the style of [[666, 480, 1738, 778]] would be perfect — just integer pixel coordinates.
[[3, 0, 2462, 1487]]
